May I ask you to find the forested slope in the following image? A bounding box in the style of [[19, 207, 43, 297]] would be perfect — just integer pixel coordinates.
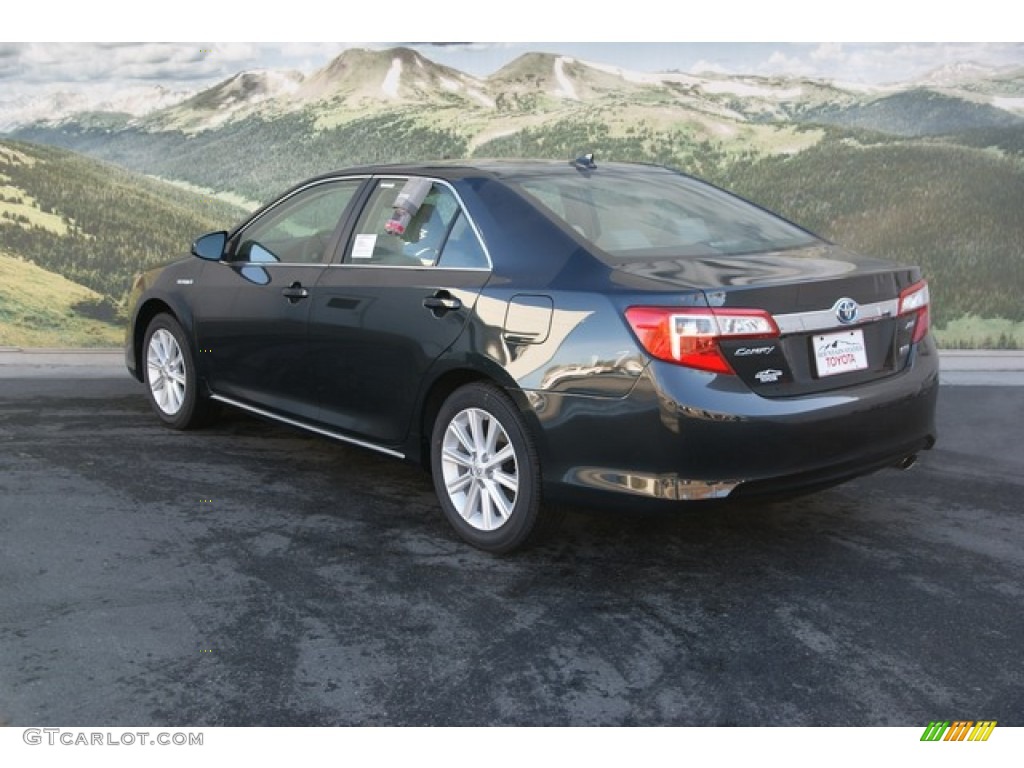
[[0, 139, 247, 302]]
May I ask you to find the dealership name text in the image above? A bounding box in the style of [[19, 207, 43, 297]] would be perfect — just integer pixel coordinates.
[[23, 729, 203, 746]]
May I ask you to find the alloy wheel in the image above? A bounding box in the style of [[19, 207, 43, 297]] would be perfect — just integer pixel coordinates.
[[146, 328, 187, 416], [440, 407, 520, 531]]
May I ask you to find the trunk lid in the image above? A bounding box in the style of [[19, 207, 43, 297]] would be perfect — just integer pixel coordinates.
[[612, 246, 925, 396]]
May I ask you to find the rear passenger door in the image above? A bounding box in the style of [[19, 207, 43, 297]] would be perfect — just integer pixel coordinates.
[[308, 177, 492, 446]]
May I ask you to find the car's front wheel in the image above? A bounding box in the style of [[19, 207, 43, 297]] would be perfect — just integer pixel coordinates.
[[430, 382, 545, 553], [143, 313, 212, 430]]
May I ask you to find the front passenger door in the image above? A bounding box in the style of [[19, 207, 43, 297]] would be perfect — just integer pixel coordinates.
[[195, 179, 364, 418]]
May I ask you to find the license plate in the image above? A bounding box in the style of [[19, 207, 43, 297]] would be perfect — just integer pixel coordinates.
[[813, 329, 869, 377]]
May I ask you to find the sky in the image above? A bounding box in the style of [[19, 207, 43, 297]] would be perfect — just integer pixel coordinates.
[[3, 1, 1021, 105]]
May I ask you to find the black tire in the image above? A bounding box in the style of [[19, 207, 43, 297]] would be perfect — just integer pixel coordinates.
[[430, 382, 546, 553], [142, 314, 213, 430]]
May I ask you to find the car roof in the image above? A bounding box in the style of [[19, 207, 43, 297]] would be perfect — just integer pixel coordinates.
[[309, 158, 678, 183]]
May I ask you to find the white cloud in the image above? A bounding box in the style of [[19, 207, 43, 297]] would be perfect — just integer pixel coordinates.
[[0, 43, 369, 102], [760, 50, 815, 77], [810, 43, 844, 62], [748, 42, 1024, 85], [689, 59, 730, 75]]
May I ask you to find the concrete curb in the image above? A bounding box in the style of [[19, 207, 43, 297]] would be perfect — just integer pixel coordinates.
[[0, 348, 126, 379]]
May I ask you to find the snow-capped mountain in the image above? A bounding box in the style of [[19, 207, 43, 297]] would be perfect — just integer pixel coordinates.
[[297, 47, 490, 107], [915, 61, 1005, 87], [145, 69, 305, 131]]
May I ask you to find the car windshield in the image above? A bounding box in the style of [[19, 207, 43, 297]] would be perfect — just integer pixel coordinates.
[[510, 167, 819, 259]]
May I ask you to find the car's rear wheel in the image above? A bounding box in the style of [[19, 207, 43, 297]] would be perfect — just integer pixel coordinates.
[[431, 382, 545, 553], [143, 314, 212, 430]]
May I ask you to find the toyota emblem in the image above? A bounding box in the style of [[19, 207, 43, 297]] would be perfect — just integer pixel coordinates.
[[834, 298, 859, 325]]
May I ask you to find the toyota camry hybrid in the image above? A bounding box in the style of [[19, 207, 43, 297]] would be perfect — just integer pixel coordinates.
[[126, 157, 938, 552]]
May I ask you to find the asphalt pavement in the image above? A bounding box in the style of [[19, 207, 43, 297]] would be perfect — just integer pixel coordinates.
[[0, 349, 1022, 725]]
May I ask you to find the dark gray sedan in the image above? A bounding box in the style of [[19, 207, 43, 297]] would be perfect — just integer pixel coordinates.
[[126, 158, 938, 552]]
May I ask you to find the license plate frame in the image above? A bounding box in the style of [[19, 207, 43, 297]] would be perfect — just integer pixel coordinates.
[[813, 329, 869, 378]]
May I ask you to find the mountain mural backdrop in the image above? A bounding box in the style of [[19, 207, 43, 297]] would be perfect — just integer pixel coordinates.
[[2, 46, 1023, 347]]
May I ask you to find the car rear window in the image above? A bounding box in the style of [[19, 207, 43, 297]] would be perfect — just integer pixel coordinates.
[[510, 167, 819, 259]]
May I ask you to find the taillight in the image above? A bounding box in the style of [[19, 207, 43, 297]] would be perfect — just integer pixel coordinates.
[[625, 307, 779, 374], [899, 280, 930, 344]]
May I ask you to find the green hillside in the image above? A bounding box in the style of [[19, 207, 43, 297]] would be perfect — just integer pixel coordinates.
[[0, 250, 121, 347], [0, 139, 248, 302], [14, 112, 469, 205], [716, 136, 1024, 326], [470, 110, 737, 179], [804, 89, 1022, 137]]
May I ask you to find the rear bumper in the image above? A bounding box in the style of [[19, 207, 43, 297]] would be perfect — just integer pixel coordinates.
[[529, 338, 939, 506]]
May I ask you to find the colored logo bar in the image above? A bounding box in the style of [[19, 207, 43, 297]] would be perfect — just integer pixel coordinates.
[[920, 721, 997, 741]]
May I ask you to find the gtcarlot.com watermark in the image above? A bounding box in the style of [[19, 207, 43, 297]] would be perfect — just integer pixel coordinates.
[[23, 728, 203, 747]]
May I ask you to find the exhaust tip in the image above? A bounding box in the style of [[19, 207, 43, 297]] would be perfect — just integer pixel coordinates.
[[894, 454, 918, 471]]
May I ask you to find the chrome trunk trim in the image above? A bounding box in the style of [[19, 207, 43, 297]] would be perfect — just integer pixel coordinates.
[[773, 298, 899, 334]]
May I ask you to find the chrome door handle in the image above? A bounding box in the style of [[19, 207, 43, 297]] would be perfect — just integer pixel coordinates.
[[282, 282, 309, 303], [423, 292, 462, 313]]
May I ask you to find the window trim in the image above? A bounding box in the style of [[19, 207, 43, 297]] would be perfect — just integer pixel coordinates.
[[332, 175, 493, 272]]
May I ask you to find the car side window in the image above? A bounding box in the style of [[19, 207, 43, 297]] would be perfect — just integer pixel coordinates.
[[346, 179, 473, 267], [232, 180, 361, 264], [436, 211, 489, 269]]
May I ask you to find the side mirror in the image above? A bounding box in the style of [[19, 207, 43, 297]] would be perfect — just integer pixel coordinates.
[[191, 231, 228, 261]]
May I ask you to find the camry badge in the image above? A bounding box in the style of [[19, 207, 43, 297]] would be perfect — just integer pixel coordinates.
[[834, 297, 859, 325]]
